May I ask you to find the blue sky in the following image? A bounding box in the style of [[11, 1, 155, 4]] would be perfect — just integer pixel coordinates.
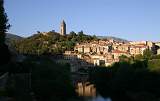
[[4, 0, 160, 41]]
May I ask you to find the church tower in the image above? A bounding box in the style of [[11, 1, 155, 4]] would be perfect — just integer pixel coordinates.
[[60, 20, 66, 36]]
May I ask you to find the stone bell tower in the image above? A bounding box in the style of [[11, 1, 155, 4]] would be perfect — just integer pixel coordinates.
[[60, 20, 66, 36]]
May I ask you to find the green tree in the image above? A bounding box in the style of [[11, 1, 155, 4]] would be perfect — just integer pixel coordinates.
[[143, 49, 153, 60], [93, 35, 98, 41], [148, 59, 160, 71], [119, 55, 129, 62], [12, 31, 99, 55], [69, 31, 77, 38], [0, 0, 10, 44], [78, 30, 84, 37], [0, 0, 11, 65], [134, 54, 143, 60], [31, 58, 75, 101]]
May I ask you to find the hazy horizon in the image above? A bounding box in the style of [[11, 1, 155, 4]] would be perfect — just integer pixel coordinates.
[[4, 0, 160, 41]]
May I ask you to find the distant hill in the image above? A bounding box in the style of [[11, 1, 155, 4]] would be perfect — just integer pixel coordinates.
[[6, 33, 23, 40], [97, 36, 128, 42], [5, 33, 23, 46]]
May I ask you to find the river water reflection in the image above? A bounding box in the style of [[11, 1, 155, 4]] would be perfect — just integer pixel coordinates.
[[87, 95, 112, 101], [75, 82, 112, 101]]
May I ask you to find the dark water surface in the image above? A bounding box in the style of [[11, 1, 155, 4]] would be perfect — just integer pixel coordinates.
[[87, 95, 112, 101]]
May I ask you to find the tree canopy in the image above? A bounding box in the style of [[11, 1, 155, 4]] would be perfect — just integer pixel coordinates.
[[89, 53, 160, 101], [0, 0, 11, 65], [0, 0, 10, 44], [11, 31, 98, 55]]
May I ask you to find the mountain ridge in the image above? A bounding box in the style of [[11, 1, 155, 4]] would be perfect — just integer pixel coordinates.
[[5, 33, 128, 42], [6, 33, 23, 40], [97, 36, 128, 42]]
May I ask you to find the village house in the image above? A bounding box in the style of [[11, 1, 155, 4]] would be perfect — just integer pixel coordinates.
[[117, 44, 130, 52], [157, 49, 160, 55], [155, 42, 160, 47], [93, 59, 105, 66], [74, 45, 83, 53], [63, 51, 77, 60], [90, 54, 105, 66], [74, 44, 92, 53], [155, 42, 160, 55], [84, 46, 91, 53], [129, 45, 148, 56], [112, 49, 130, 60], [146, 41, 154, 49], [104, 53, 114, 61], [129, 41, 147, 45]]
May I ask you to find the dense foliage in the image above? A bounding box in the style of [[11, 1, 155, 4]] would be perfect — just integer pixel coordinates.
[[5, 56, 76, 101], [11, 31, 98, 55], [89, 54, 160, 101], [0, 0, 10, 43], [0, 0, 11, 65]]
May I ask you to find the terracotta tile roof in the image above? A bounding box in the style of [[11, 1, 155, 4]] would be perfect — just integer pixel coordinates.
[[136, 43, 146, 45], [112, 50, 128, 54], [130, 45, 148, 48]]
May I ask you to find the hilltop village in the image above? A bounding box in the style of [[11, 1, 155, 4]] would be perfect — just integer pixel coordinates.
[[3, 0, 160, 100], [12, 20, 160, 72], [48, 21, 160, 71], [64, 39, 160, 70], [3, 21, 160, 101]]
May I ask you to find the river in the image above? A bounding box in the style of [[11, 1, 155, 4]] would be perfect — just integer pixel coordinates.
[[87, 95, 112, 101]]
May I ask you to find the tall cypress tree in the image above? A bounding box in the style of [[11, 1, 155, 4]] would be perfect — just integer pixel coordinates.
[[0, 0, 11, 65]]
